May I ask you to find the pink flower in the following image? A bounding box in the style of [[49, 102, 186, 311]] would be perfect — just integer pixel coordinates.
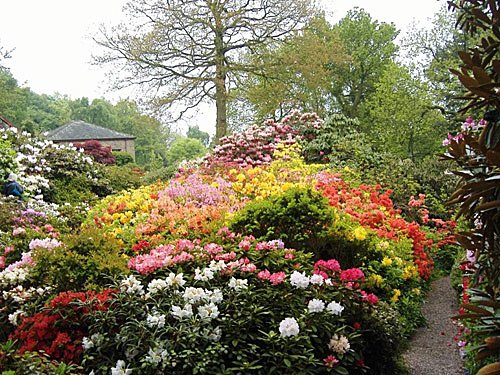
[[241, 263, 257, 272], [12, 227, 26, 236], [256, 242, 269, 251], [204, 243, 223, 255], [314, 259, 341, 273], [215, 252, 237, 261], [284, 252, 295, 260], [340, 268, 365, 282], [4, 246, 14, 255], [361, 291, 379, 305], [0, 256, 5, 269], [257, 270, 271, 280], [323, 355, 339, 368], [269, 272, 286, 285], [176, 239, 195, 252], [239, 240, 251, 251]]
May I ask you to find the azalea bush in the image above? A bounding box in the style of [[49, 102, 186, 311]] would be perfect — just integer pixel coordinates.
[[203, 111, 322, 169], [229, 187, 335, 252]]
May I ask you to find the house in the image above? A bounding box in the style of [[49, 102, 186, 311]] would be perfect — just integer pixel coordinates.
[[45, 120, 136, 160], [0, 115, 15, 130]]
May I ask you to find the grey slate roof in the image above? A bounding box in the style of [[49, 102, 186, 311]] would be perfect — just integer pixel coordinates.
[[46, 120, 135, 141]]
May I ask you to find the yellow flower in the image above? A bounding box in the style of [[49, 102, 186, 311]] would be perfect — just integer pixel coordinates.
[[381, 257, 393, 267], [120, 215, 131, 224], [391, 289, 401, 303], [412, 288, 421, 296], [236, 173, 246, 182], [368, 274, 384, 287], [353, 226, 367, 241], [377, 241, 389, 251], [394, 257, 403, 266], [402, 265, 418, 280]]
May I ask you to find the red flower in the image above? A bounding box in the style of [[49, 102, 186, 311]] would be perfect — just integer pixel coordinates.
[[323, 355, 339, 367]]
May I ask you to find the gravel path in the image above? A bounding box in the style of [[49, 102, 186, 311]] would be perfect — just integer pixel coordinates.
[[403, 276, 464, 375]]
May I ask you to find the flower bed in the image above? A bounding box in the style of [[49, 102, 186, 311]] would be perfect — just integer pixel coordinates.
[[0, 118, 457, 374]]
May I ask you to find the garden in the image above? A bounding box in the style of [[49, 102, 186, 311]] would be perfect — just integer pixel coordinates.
[[0, 1, 499, 374], [0, 112, 465, 374]]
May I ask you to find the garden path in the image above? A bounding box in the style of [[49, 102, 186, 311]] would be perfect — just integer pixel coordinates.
[[403, 276, 464, 375]]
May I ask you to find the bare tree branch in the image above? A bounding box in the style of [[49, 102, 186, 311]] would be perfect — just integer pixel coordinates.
[[93, 0, 315, 141]]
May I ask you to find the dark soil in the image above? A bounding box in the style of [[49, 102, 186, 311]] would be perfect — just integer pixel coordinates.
[[403, 276, 464, 375]]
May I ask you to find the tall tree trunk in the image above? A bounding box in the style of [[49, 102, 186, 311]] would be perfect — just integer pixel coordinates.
[[214, 66, 227, 143], [213, 8, 227, 144]]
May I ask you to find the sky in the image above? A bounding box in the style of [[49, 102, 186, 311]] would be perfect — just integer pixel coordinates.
[[0, 0, 445, 133]]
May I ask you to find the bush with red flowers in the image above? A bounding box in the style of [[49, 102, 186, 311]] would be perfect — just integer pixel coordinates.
[[10, 289, 114, 364]]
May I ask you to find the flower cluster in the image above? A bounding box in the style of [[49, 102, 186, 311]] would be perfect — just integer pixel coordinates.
[[9, 289, 114, 364]]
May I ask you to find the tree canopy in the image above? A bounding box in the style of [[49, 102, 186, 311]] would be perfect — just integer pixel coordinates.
[[93, 0, 316, 143]]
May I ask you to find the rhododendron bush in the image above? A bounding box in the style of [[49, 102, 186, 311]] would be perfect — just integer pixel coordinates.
[[0, 114, 457, 374]]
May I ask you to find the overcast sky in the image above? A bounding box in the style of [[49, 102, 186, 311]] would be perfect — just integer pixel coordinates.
[[0, 0, 445, 132]]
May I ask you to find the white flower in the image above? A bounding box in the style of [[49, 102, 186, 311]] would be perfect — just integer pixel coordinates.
[[326, 301, 344, 316], [205, 326, 222, 341], [182, 287, 207, 303], [198, 302, 220, 320], [82, 333, 104, 350], [147, 279, 168, 294], [279, 317, 300, 337], [328, 334, 350, 354], [171, 303, 193, 319], [228, 277, 248, 291], [194, 267, 215, 281], [82, 336, 94, 350], [8, 310, 24, 326], [144, 346, 168, 366], [310, 274, 324, 285], [289, 271, 310, 289], [208, 260, 227, 272], [146, 312, 166, 328], [165, 272, 186, 288], [205, 288, 223, 304], [307, 299, 325, 313], [110, 359, 132, 375], [119, 275, 144, 295]]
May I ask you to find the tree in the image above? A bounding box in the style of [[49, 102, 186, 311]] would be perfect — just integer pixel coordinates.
[[94, 0, 315, 143], [0, 41, 13, 69], [330, 8, 399, 123], [364, 62, 446, 160], [165, 137, 207, 166], [402, 5, 475, 120], [235, 15, 348, 122], [187, 125, 210, 147]]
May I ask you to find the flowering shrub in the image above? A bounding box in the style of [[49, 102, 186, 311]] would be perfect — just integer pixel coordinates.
[[203, 111, 322, 169], [0, 126, 102, 201], [0, 121, 456, 373], [316, 171, 434, 280], [82, 233, 381, 374], [10, 289, 114, 364]]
